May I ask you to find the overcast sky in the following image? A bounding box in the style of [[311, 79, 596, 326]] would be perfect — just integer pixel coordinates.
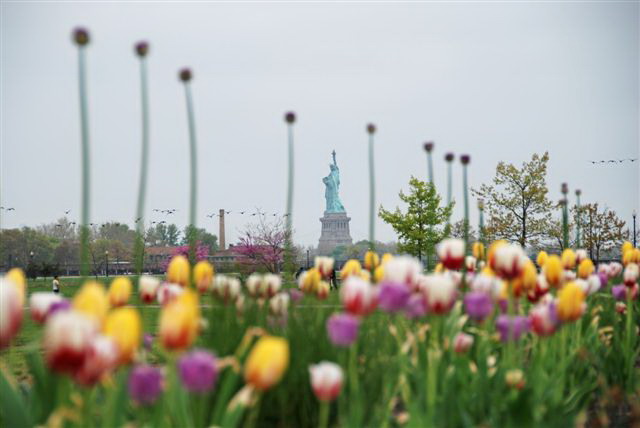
[[1, 2, 638, 247]]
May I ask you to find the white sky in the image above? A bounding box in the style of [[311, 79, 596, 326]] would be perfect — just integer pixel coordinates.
[[1, 1, 638, 247]]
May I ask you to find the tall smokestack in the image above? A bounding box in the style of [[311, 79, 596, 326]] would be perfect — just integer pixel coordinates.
[[219, 209, 226, 250]]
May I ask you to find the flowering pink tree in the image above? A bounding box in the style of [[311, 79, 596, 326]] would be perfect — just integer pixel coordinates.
[[235, 217, 290, 273], [161, 244, 209, 271]]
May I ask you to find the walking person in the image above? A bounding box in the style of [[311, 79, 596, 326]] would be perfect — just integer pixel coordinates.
[[52, 275, 61, 294]]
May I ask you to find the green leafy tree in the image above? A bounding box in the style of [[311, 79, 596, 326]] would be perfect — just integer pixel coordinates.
[[181, 226, 218, 253], [473, 152, 553, 249], [146, 223, 180, 246], [579, 203, 626, 262], [379, 177, 452, 260]]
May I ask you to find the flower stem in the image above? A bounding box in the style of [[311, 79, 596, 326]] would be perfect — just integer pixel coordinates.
[[318, 400, 329, 428], [463, 163, 470, 255], [77, 45, 91, 278], [134, 54, 150, 275], [183, 82, 198, 266], [368, 130, 375, 250]]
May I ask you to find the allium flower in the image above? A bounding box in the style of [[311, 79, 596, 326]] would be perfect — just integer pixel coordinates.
[[314, 256, 335, 279], [104, 307, 142, 364], [139, 275, 160, 303], [269, 292, 290, 317], [44, 311, 98, 374], [404, 294, 427, 319], [623, 263, 639, 287], [167, 255, 190, 287], [1, 277, 23, 349], [260, 274, 282, 298], [561, 249, 577, 270], [453, 332, 474, 353], [193, 261, 214, 293], [377, 281, 411, 312], [326, 313, 360, 347], [556, 282, 585, 322], [159, 290, 200, 351], [529, 301, 559, 336], [30, 292, 63, 324], [437, 239, 465, 270], [496, 315, 530, 342], [364, 251, 380, 271], [128, 364, 164, 405], [382, 256, 423, 290], [340, 276, 377, 316], [544, 255, 563, 287], [492, 244, 528, 279], [178, 349, 218, 393], [577, 259, 595, 279], [463, 291, 493, 322], [75, 335, 119, 386], [340, 260, 362, 280], [244, 336, 289, 391], [309, 361, 343, 402], [108, 277, 133, 307], [421, 274, 457, 314], [73, 281, 109, 325]]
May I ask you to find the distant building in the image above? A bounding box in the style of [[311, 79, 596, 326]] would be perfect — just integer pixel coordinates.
[[144, 246, 178, 273]]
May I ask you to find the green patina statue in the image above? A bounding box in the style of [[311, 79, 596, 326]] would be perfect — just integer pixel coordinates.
[[323, 150, 346, 213]]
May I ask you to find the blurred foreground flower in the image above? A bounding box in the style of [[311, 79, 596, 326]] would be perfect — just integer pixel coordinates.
[[327, 313, 360, 347], [30, 292, 63, 324], [44, 311, 97, 374], [453, 332, 474, 353], [529, 301, 559, 336], [178, 349, 218, 393], [378, 281, 410, 312], [341, 276, 376, 315], [437, 239, 465, 270], [104, 307, 142, 364], [309, 361, 343, 401], [139, 275, 160, 303], [244, 336, 289, 391], [73, 281, 109, 325], [0, 277, 23, 349], [167, 255, 190, 287], [129, 364, 164, 406], [75, 335, 119, 386], [159, 290, 200, 351], [496, 315, 529, 342], [108, 277, 133, 307], [556, 282, 585, 322], [193, 260, 214, 293], [6, 268, 26, 304]]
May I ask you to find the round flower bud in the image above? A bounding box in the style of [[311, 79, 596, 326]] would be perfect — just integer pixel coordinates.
[[460, 154, 471, 165], [135, 41, 149, 57], [179, 68, 192, 82], [445, 152, 454, 162], [284, 111, 296, 123], [575, 189, 581, 196], [423, 142, 434, 153], [73, 28, 90, 46], [366, 123, 376, 134], [561, 183, 568, 195]]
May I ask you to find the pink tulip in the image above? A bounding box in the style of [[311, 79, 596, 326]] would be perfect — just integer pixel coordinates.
[[309, 361, 343, 402], [453, 332, 474, 353]]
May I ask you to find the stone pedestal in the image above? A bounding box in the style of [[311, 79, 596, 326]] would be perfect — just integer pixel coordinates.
[[318, 212, 353, 255]]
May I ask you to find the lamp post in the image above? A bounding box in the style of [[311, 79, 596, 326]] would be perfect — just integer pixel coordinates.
[[633, 209, 637, 248], [306, 249, 310, 269], [105, 250, 109, 277]]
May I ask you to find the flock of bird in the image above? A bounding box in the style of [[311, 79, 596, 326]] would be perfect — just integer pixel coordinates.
[[590, 158, 637, 164]]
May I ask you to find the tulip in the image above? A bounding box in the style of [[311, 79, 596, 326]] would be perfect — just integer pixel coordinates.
[[463, 291, 493, 322], [437, 238, 465, 270], [381, 253, 393, 265], [487, 240, 507, 270], [260, 274, 282, 298], [609, 262, 623, 278], [575, 249, 588, 265], [421, 274, 457, 314], [529, 301, 559, 336], [544, 255, 563, 287], [453, 332, 474, 353], [512, 259, 536, 297], [0, 277, 23, 349], [73, 281, 110, 325], [615, 302, 627, 314], [193, 261, 214, 293], [43, 311, 97, 374], [377, 281, 411, 312], [326, 313, 360, 347], [382, 256, 423, 290], [309, 361, 343, 402], [6, 268, 26, 305], [495, 315, 530, 342], [159, 290, 200, 351], [612, 283, 638, 301], [213, 275, 241, 302], [139, 275, 160, 303], [465, 256, 477, 273], [157, 282, 185, 306], [527, 274, 549, 303], [129, 364, 164, 405], [316, 281, 330, 300], [404, 294, 427, 319], [288, 288, 304, 302], [48, 300, 72, 317], [299, 268, 321, 293], [561, 249, 576, 270], [167, 255, 190, 287], [340, 276, 377, 316], [108, 277, 132, 307], [556, 282, 585, 322], [597, 271, 608, 288], [340, 260, 362, 280], [585, 274, 601, 295], [563, 269, 576, 283], [505, 369, 525, 389], [469, 273, 501, 299], [364, 251, 380, 271], [104, 307, 142, 364], [492, 243, 528, 280], [244, 336, 289, 391], [314, 256, 335, 279], [577, 259, 595, 279], [373, 265, 385, 283], [472, 242, 485, 261], [269, 292, 290, 317], [623, 263, 639, 287], [246, 273, 262, 297], [143, 333, 154, 351], [536, 251, 548, 268], [75, 335, 119, 386], [178, 349, 218, 393], [30, 292, 63, 324]]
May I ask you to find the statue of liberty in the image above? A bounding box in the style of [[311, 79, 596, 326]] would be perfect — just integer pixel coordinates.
[[323, 150, 346, 213]]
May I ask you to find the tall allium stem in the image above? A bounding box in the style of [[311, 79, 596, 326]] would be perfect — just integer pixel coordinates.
[[367, 124, 376, 250], [444, 152, 454, 233], [478, 199, 485, 247], [180, 69, 198, 265], [74, 28, 91, 277], [575, 189, 581, 248], [561, 183, 569, 249], [134, 42, 150, 275], [423, 142, 434, 185], [284, 112, 295, 236], [461, 155, 471, 255]]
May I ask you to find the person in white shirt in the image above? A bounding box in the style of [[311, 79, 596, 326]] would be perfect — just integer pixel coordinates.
[[52, 276, 61, 294]]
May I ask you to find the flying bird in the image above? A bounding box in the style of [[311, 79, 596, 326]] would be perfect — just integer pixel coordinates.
[[240, 211, 246, 215], [206, 213, 215, 218], [5, 207, 15, 211], [64, 209, 71, 214], [135, 217, 142, 223]]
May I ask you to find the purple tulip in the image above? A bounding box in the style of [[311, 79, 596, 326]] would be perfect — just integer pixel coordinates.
[[598, 272, 609, 288], [496, 315, 530, 342], [405, 294, 427, 319], [48, 300, 71, 317], [377, 281, 411, 312], [327, 313, 360, 347], [611, 284, 627, 301], [128, 365, 164, 405], [178, 350, 218, 393], [463, 291, 494, 322], [288, 288, 304, 303]]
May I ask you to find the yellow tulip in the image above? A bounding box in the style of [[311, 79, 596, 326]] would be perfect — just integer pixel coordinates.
[[363, 251, 380, 271], [193, 261, 214, 293], [159, 289, 200, 351], [544, 255, 563, 287], [244, 336, 289, 391], [316, 281, 330, 299], [104, 307, 141, 363], [577, 259, 594, 279], [513, 259, 537, 297], [561, 249, 576, 270], [557, 282, 585, 322], [434, 263, 444, 273], [359, 270, 371, 282], [6, 268, 26, 305], [381, 253, 393, 265], [73, 282, 109, 324], [108, 277, 132, 307], [481, 266, 495, 277], [472, 242, 485, 261], [167, 255, 190, 287], [340, 260, 362, 280], [487, 240, 507, 272], [622, 249, 633, 265], [631, 249, 640, 264], [536, 251, 548, 268], [373, 265, 385, 283], [621, 241, 633, 256], [300, 268, 321, 293]]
